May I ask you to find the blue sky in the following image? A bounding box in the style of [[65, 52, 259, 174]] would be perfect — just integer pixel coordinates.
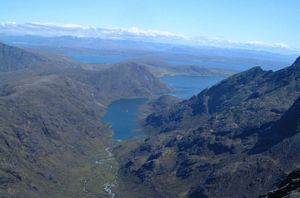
[[0, 0, 300, 48]]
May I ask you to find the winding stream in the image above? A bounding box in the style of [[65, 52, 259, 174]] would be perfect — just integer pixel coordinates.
[[102, 147, 116, 198]]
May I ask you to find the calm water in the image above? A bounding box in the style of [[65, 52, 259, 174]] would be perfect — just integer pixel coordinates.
[[161, 75, 225, 99], [102, 98, 146, 140], [166, 60, 253, 71], [103, 76, 225, 140], [166, 59, 284, 71]]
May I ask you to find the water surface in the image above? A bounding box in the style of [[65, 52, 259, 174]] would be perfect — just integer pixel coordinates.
[[102, 98, 146, 140], [161, 75, 225, 99]]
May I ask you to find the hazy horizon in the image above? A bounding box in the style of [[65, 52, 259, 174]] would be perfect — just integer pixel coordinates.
[[0, 0, 299, 54]]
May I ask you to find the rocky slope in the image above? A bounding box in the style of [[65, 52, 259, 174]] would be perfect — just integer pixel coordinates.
[[0, 42, 170, 197], [3, 41, 300, 197], [117, 57, 300, 197]]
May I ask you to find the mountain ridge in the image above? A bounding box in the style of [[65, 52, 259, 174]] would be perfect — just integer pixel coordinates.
[[116, 56, 300, 197]]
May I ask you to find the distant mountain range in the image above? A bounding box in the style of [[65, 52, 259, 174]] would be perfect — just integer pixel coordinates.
[[0, 34, 296, 71], [0, 22, 299, 54]]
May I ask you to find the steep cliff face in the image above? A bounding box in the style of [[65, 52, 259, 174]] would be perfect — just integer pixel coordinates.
[[117, 57, 300, 198]]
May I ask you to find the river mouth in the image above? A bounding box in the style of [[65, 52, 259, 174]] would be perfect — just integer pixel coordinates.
[[102, 98, 147, 141]]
